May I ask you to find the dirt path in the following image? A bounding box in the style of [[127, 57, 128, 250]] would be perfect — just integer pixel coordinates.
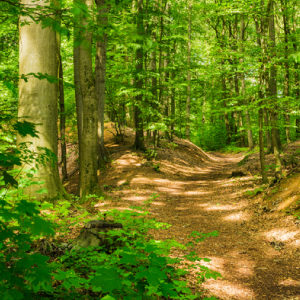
[[65, 127, 300, 300]]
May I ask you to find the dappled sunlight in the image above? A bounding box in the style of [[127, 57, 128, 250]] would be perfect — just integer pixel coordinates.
[[195, 256, 226, 274], [117, 158, 139, 165], [122, 195, 148, 201], [279, 278, 300, 287], [183, 190, 212, 196], [223, 211, 251, 222], [290, 239, 300, 247], [152, 201, 165, 206], [263, 228, 299, 242], [204, 203, 246, 211], [117, 179, 127, 185], [94, 201, 110, 207], [203, 280, 254, 300]]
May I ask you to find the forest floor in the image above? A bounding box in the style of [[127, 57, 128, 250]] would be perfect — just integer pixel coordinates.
[[63, 123, 300, 300]]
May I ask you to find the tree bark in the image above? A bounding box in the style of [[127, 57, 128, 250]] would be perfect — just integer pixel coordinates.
[[280, 0, 291, 143], [58, 54, 67, 181], [77, 0, 104, 199], [185, 3, 191, 140], [55, 5, 67, 182], [18, 0, 65, 200], [95, 0, 109, 166], [268, 0, 282, 177], [263, 108, 273, 152], [240, 16, 254, 149], [133, 0, 146, 151]]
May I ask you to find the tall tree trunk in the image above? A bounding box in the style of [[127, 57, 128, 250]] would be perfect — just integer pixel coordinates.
[[259, 107, 268, 183], [77, 0, 103, 199], [58, 53, 67, 181], [133, 0, 146, 151], [281, 0, 291, 143], [240, 16, 254, 149], [18, 0, 65, 199], [74, 35, 83, 153], [222, 74, 231, 143], [95, 0, 109, 166], [268, 0, 282, 177], [55, 6, 67, 182], [263, 108, 273, 152], [185, 3, 191, 140]]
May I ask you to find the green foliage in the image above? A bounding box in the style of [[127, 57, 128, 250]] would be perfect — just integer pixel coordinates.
[[48, 208, 221, 299], [220, 146, 249, 154], [194, 119, 228, 151], [0, 190, 55, 299], [245, 187, 265, 197], [145, 148, 158, 161]]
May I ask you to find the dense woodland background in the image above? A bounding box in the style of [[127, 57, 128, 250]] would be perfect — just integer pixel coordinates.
[[1, 0, 300, 299]]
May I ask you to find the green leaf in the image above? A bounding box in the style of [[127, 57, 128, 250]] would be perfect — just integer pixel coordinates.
[[136, 266, 165, 287], [119, 252, 138, 265], [101, 296, 116, 300], [161, 283, 178, 298], [13, 121, 39, 138], [2, 171, 18, 187], [35, 188, 48, 194], [90, 267, 123, 293]]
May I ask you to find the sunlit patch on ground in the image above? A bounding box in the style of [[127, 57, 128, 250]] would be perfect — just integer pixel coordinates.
[[279, 278, 300, 287], [122, 195, 148, 201], [204, 203, 246, 211], [223, 211, 251, 222], [203, 280, 254, 299], [263, 228, 299, 242]]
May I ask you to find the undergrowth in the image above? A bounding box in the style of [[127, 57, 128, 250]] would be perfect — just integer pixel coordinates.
[[0, 119, 221, 299]]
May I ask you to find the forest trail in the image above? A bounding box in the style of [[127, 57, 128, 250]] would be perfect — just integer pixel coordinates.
[[65, 125, 300, 300]]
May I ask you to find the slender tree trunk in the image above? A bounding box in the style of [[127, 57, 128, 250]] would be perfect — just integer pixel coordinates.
[[95, 0, 109, 166], [281, 0, 291, 143], [295, 64, 300, 135], [151, 50, 158, 145], [263, 108, 273, 152], [74, 36, 83, 151], [240, 16, 254, 149], [222, 75, 231, 143], [259, 107, 268, 183], [133, 0, 146, 151], [185, 3, 191, 140], [18, 0, 65, 199], [58, 54, 67, 181], [268, 0, 281, 177], [55, 9, 67, 182], [77, 0, 103, 199]]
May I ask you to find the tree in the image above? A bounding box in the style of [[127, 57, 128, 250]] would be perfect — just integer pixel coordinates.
[[76, 0, 104, 198], [133, 0, 146, 151], [17, 0, 65, 200], [95, 0, 110, 165]]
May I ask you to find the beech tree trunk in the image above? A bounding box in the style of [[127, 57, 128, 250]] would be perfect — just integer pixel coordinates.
[[133, 0, 146, 151], [56, 25, 67, 182], [281, 0, 291, 143], [95, 0, 109, 165], [18, 0, 65, 200], [268, 0, 282, 177], [185, 4, 191, 140], [77, 0, 103, 199], [240, 16, 254, 149]]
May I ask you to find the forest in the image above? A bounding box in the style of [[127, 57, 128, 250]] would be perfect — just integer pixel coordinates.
[[1, 0, 300, 299]]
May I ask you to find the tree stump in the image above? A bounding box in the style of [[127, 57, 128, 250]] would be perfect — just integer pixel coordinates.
[[73, 220, 123, 248]]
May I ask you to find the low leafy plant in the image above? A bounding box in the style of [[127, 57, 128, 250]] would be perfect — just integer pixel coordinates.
[[0, 188, 55, 299], [245, 187, 264, 196], [145, 149, 158, 161], [153, 163, 160, 172], [48, 208, 221, 300]]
